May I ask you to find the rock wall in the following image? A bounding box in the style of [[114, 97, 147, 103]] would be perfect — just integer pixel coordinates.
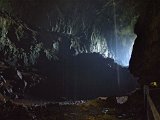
[[0, 0, 138, 66], [0, 11, 62, 66], [129, 0, 160, 84]]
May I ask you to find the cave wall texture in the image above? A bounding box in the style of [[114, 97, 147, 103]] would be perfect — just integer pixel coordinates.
[[0, 0, 141, 99], [129, 0, 160, 84], [0, 11, 59, 66], [2, 0, 160, 84], [0, 0, 138, 66]]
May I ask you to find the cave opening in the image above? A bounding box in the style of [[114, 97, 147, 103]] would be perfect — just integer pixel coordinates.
[[2, 0, 160, 119], [0, 0, 141, 100]]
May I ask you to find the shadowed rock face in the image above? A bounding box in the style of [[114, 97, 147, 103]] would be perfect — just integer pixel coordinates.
[[28, 53, 137, 100], [129, 0, 160, 84]]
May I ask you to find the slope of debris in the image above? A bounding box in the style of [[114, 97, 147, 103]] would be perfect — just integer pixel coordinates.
[[0, 60, 45, 102]]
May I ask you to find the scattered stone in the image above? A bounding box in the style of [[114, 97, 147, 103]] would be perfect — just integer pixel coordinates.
[[102, 108, 109, 114], [116, 96, 128, 104]]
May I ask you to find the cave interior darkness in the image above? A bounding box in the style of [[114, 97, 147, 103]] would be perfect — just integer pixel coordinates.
[[0, 0, 160, 119]]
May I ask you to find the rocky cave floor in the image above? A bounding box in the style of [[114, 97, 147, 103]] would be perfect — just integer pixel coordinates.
[[0, 92, 144, 120]]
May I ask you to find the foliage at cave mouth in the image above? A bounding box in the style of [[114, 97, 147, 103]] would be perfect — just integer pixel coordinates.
[[0, 0, 140, 67]]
